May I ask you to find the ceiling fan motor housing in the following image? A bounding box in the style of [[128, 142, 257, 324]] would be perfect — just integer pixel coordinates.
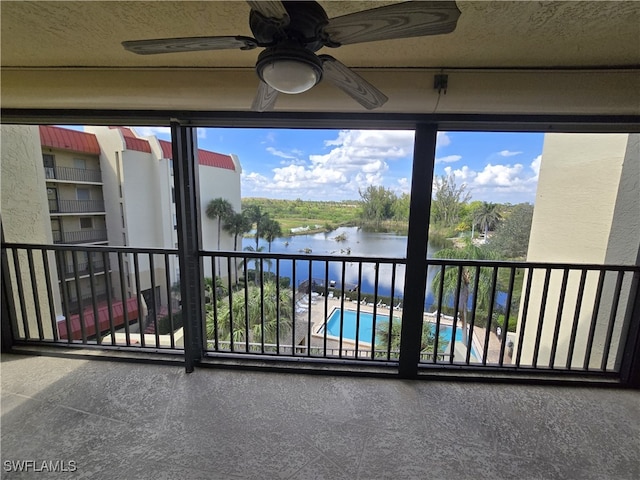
[[250, 1, 329, 51]]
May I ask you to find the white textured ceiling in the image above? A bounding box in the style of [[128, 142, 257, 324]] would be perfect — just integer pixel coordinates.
[[1, 1, 639, 114], [2, 0, 639, 69]]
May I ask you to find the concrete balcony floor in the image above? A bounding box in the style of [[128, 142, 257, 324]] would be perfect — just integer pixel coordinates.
[[1, 353, 639, 479]]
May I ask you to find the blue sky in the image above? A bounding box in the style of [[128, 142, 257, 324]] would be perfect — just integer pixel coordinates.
[[121, 126, 543, 204]]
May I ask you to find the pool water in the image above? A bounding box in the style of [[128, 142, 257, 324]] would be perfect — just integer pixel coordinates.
[[322, 308, 473, 354]]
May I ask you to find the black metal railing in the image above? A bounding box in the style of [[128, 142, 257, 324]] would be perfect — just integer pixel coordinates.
[[45, 166, 102, 183], [200, 249, 640, 378], [2, 243, 181, 350], [53, 229, 108, 244], [62, 257, 107, 278], [2, 242, 639, 382], [48, 199, 105, 213]]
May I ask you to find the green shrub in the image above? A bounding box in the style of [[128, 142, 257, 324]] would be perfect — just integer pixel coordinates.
[[157, 310, 183, 335]]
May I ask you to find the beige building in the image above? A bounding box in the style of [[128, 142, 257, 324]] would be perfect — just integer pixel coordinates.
[[516, 133, 640, 370], [1, 124, 242, 341]]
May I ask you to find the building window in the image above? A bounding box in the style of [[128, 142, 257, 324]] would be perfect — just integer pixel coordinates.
[[116, 151, 122, 197], [120, 204, 125, 228], [80, 217, 93, 229], [171, 187, 175, 203], [43, 154, 55, 179], [73, 158, 86, 170], [76, 187, 90, 200], [169, 159, 174, 176]]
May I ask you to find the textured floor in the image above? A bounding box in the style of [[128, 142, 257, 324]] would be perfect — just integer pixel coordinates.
[[1, 353, 639, 479]]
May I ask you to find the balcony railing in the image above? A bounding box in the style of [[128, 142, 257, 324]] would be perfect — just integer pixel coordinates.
[[2, 243, 639, 384], [62, 257, 107, 278], [48, 199, 105, 213], [53, 229, 108, 244], [45, 166, 102, 183]]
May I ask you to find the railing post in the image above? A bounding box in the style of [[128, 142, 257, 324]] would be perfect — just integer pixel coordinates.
[[398, 124, 438, 378], [1, 221, 17, 352], [171, 122, 203, 373], [619, 249, 640, 388]]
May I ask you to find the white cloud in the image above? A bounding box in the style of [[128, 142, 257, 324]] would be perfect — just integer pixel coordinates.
[[437, 131, 451, 148], [436, 154, 462, 164], [530, 154, 542, 178], [134, 126, 205, 139], [396, 177, 410, 195], [444, 158, 541, 203], [135, 126, 170, 138], [266, 147, 298, 160], [241, 130, 412, 200], [498, 150, 523, 157]]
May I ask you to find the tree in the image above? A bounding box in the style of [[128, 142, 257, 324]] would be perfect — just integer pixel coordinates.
[[223, 212, 251, 285], [206, 281, 293, 348], [431, 174, 471, 227], [488, 203, 534, 259], [375, 317, 447, 359], [359, 185, 397, 225], [206, 198, 234, 276], [244, 204, 270, 250], [241, 245, 273, 285], [472, 202, 502, 243], [393, 193, 411, 221], [261, 217, 282, 252], [431, 242, 499, 345]]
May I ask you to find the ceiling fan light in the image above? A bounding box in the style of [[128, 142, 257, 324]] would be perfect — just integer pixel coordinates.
[[261, 59, 320, 94], [256, 44, 323, 95]]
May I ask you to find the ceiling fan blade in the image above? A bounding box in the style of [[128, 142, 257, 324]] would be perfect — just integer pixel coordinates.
[[320, 55, 388, 110], [246, 1, 289, 26], [122, 36, 257, 55], [324, 1, 461, 45], [252, 81, 279, 112]]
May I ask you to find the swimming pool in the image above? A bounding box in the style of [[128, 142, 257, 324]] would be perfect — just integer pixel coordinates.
[[320, 308, 476, 355]]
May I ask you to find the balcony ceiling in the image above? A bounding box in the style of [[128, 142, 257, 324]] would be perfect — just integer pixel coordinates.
[[1, 1, 639, 114]]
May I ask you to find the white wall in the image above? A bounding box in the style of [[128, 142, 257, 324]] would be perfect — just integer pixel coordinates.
[[516, 134, 639, 370]]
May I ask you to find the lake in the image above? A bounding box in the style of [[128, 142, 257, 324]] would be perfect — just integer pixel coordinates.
[[241, 226, 508, 311], [241, 226, 442, 309]]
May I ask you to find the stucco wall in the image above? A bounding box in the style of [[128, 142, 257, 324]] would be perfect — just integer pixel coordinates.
[[516, 134, 639, 369], [1, 125, 58, 338]]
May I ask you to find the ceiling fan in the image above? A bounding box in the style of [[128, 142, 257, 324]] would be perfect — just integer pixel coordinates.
[[122, 1, 461, 111]]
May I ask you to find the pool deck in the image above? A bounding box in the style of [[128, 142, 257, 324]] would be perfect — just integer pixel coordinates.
[[296, 294, 507, 363]]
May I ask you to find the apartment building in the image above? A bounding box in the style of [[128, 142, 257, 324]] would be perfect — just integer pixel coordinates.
[[5, 125, 242, 341], [39, 126, 111, 322]]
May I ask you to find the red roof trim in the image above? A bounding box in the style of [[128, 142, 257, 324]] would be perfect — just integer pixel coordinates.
[[158, 139, 235, 171], [39, 126, 100, 155], [124, 136, 152, 153], [59, 297, 139, 340]]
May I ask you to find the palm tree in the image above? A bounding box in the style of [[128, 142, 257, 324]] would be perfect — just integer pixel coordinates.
[[375, 316, 445, 359], [206, 281, 293, 349], [472, 202, 502, 243], [240, 245, 273, 285], [431, 241, 498, 345], [244, 204, 270, 250], [223, 212, 251, 285], [261, 218, 282, 252], [206, 198, 234, 273]]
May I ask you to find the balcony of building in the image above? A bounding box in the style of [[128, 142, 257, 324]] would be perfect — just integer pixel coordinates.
[[48, 199, 106, 215], [52, 229, 108, 244], [45, 165, 102, 184], [3, 242, 639, 384], [2, 352, 639, 479]]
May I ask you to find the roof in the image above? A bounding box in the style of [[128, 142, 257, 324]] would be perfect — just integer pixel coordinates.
[[39, 125, 100, 155], [59, 297, 139, 341], [158, 139, 235, 171], [109, 126, 151, 153]]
